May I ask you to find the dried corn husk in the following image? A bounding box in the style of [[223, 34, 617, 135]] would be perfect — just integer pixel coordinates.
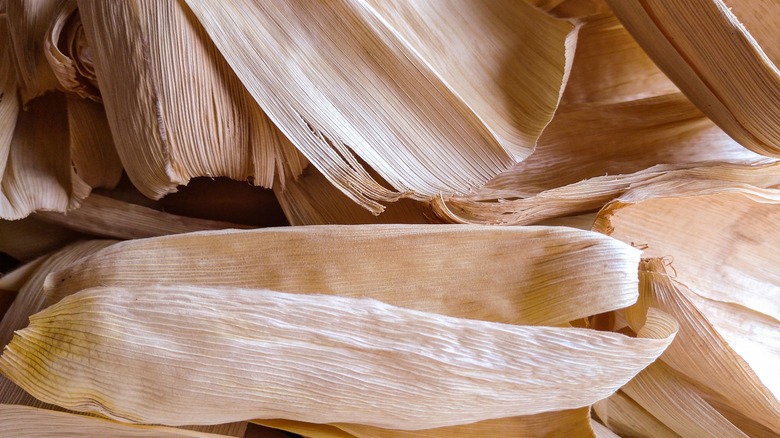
[[5, 0, 61, 104], [0, 404, 243, 438], [77, 0, 303, 199], [432, 160, 780, 225], [0, 240, 116, 407], [527, 0, 610, 20], [66, 97, 123, 190], [0, 216, 82, 261], [622, 361, 746, 437], [183, 0, 574, 212], [594, 390, 680, 438], [274, 167, 428, 225], [45, 225, 641, 326], [332, 408, 593, 437], [590, 420, 621, 438], [35, 193, 250, 240], [43, 0, 100, 101], [608, 0, 780, 157], [618, 258, 780, 434], [0, 285, 677, 428], [0, 93, 90, 220]]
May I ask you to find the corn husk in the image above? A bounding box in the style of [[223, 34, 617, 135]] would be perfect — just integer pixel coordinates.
[[0, 14, 19, 182], [608, 0, 780, 157], [589, 420, 621, 438], [43, 0, 100, 101], [274, 166, 428, 225], [5, 0, 61, 104], [527, 0, 610, 20], [45, 225, 641, 326], [0, 216, 82, 261], [0, 404, 243, 438], [66, 97, 123, 190], [77, 0, 304, 199], [593, 248, 780, 436], [35, 193, 250, 240], [183, 0, 575, 212], [0, 93, 90, 220], [622, 361, 746, 437], [594, 390, 680, 438], [0, 284, 677, 428]]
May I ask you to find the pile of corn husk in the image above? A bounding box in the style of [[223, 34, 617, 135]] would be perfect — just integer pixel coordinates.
[[0, 0, 778, 437]]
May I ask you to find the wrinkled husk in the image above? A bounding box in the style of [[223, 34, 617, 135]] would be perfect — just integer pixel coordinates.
[[0, 285, 676, 428], [45, 225, 642, 326]]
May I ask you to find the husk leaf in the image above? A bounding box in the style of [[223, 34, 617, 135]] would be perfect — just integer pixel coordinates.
[[0, 285, 677, 428]]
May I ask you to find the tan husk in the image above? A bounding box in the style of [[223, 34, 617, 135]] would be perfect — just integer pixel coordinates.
[[621, 361, 746, 437], [0, 216, 83, 261], [0, 285, 677, 428], [5, 0, 61, 104], [45, 225, 641, 326], [622, 258, 780, 434], [274, 166, 428, 225], [607, 0, 780, 157], [65, 97, 123, 190], [593, 390, 680, 438], [77, 0, 303, 200], [182, 0, 572, 212], [35, 193, 250, 240], [0, 93, 90, 220], [0, 404, 243, 438]]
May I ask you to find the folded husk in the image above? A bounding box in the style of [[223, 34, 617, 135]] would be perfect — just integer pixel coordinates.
[[183, 0, 558, 212], [77, 0, 303, 199], [5, 0, 61, 104], [593, 390, 679, 438], [45, 225, 641, 326], [623, 258, 780, 434], [608, 0, 780, 157], [0, 93, 90, 220], [622, 361, 747, 437], [0, 404, 243, 438], [0, 216, 83, 261], [0, 285, 676, 428], [65, 97, 123, 190]]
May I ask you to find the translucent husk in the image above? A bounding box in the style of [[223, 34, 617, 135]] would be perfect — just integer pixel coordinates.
[[0, 285, 677, 428], [45, 225, 642, 326], [594, 391, 680, 438], [608, 0, 780, 157]]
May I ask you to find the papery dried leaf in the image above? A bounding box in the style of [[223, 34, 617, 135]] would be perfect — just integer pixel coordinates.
[[77, 0, 302, 199], [333, 408, 594, 438], [590, 420, 620, 438], [35, 193, 250, 240], [6, 0, 61, 103], [274, 167, 428, 225], [0, 404, 241, 438], [619, 258, 780, 434], [43, 0, 100, 101], [184, 0, 540, 212], [594, 390, 680, 438], [0, 14, 20, 187], [252, 421, 355, 438], [66, 97, 122, 190], [0, 240, 116, 407], [527, 0, 610, 20], [608, 0, 780, 157], [0, 285, 677, 428], [560, 13, 677, 105], [46, 225, 641, 326], [0, 93, 90, 220], [432, 160, 780, 225], [0, 216, 82, 261], [364, 0, 575, 159], [622, 361, 746, 437]]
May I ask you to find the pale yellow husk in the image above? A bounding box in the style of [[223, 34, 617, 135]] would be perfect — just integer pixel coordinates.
[[0, 404, 242, 438], [183, 0, 573, 212], [608, 0, 780, 157], [0, 285, 676, 428], [45, 225, 641, 326]]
